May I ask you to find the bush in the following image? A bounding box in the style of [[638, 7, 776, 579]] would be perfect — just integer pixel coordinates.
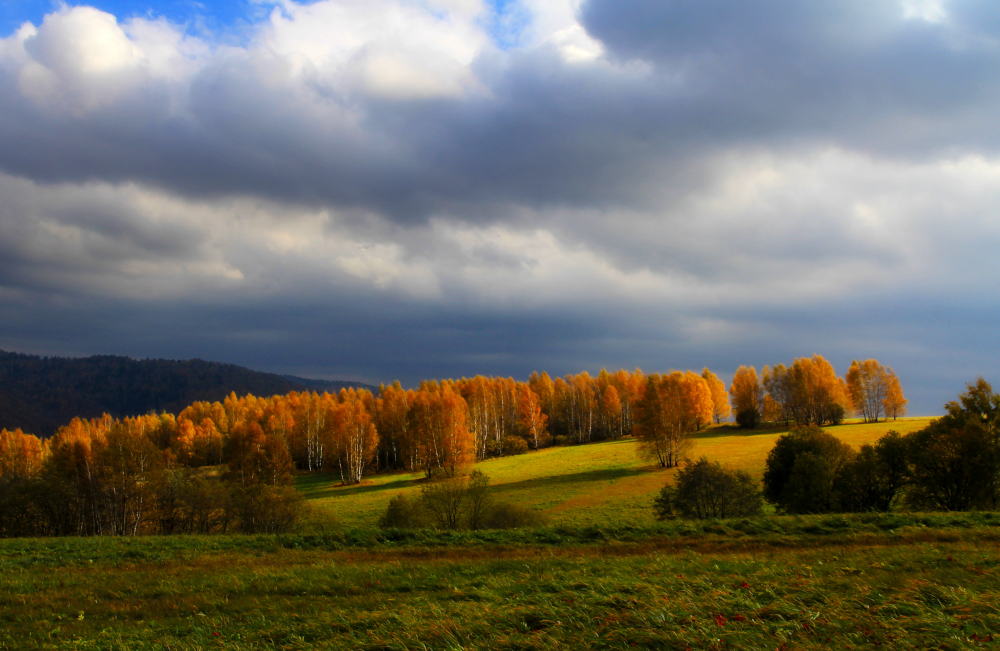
[[483, 502, 546, 529], [826, 402, 846, 425], [421, 477, 468, 530], [653, 457, 763, 520], [502, 436, 529, 456], [379, 494, 427, 529], [763, 426, 855, 514], [379, 472, 546, 530], [735, 408, 761, 429], [0, 478, 45, 537], [228, 485, 305, 534], [487, 436, 529, 457], [156, 468, 231, 534], [466, 470, 492, 530]]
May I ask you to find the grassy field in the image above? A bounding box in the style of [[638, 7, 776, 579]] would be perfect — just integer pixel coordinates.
[[9, 416, 999, 651], [2, 513, 1000, 650], [298, 418, 934, 529]]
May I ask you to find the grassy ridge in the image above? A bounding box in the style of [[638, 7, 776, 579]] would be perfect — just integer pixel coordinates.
[[299, 418, 933, 529], [2, 513, 999, 650]]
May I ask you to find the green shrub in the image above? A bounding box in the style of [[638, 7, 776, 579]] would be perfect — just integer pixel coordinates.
[[502, 436, 529, 456], [229, 485, 305, 534], [735, 408, 761, 429], [487, 436, 529, 457], [379, 494, 427, 529], [466, 470, 492, 530], [653, 457, 763, 520]]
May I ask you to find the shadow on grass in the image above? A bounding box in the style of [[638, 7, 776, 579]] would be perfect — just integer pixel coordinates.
[[692, 425, 791, 440], [488, 467, 649, 497], [298, 465, 653, 502], [296, 474, 424, 500]]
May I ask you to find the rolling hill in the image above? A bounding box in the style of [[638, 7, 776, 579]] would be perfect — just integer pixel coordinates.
[[298, 417, 934, 528]]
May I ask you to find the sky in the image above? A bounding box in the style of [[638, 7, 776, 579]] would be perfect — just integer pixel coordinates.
[[0, 0, 998, 415]]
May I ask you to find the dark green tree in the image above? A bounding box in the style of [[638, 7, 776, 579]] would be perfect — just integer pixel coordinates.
[[834, 431, 910, 512], [762, 425, 855, 513], [905, 419, 998, 511]]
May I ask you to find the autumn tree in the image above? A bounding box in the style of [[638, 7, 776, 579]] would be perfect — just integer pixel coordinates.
[[635, 372, 712, 468], [409, 381, 473, 478], [375, 382, 416, 471], [0, 429, 48, 537], [92, 420, 165, 536], [788, 355, 852, 426], [729, 366, 764, 429], [528, 371, 556, 428], [762, 364, 794, 425], [569, 372, 597, 444], [517, 385, 549, 449], [291, 392, 333, 472], [225, 422, 293, 488], [883, 372, 907, 421], [0, 429, 46, 481], [701, 368, 731, 424], [846, 359, 893, 423], [330, 388, 379, 485], [600, 385, 623, 439]]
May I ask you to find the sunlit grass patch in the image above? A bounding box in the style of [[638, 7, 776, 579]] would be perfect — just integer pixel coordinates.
[[300, 418, 935, 528]]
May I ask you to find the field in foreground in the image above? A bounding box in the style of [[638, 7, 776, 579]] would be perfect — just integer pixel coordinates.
[[2, 513, 999, 650], [298, 418, 934, 529]]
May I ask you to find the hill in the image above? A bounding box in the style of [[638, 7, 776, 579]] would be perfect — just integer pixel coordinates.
[[0, 350, 377, 437], [298, 417, 935, 528]]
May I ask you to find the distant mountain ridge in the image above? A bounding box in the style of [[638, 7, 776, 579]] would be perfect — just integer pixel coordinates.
[[0, 350, 377, 437]]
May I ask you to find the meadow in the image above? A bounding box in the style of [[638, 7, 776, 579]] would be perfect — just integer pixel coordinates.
[[2, 512, 1000, 650], [7, 416, 979, 651], [298, 418, 933, 529]]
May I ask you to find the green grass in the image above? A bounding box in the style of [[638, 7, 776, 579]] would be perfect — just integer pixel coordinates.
[[299, 418, 934, 529], [2, 512, 1000, 650], [1, 418, 951, 649]]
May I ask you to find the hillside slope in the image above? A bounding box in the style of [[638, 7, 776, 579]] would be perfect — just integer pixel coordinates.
[[299, 417, 934, 528], [0, 350, 376, 436]]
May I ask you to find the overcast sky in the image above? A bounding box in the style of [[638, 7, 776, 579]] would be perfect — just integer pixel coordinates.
[[0, 0, 998, 414]]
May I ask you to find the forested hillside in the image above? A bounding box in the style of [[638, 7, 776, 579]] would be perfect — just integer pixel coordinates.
[[0, 351, 374, 436]]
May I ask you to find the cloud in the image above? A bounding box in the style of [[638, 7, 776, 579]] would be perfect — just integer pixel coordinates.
[[0, 1, 998, 412]]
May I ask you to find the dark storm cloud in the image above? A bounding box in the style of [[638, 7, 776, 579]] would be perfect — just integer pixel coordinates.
[[1, 1, 998, 224], [0, 281, 985, 414], [581, 0, 1000, 155], [0, 1, 997, 415]]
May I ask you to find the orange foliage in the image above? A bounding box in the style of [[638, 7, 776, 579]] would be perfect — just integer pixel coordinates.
[[635, 371, 712, 468]]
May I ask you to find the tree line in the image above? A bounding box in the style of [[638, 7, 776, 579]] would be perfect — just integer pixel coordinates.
[[728, 355, 906, 429], [0, 356, 906, 537], [656, 378, 996, 520]]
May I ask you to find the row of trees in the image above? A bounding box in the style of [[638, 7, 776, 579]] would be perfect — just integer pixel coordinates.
[[654, 377, 996, 520], [730, 355, 906, 429], [764, 378, 997, 514], [0, 417, 304, 537], [0, 358, 907, 537]]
